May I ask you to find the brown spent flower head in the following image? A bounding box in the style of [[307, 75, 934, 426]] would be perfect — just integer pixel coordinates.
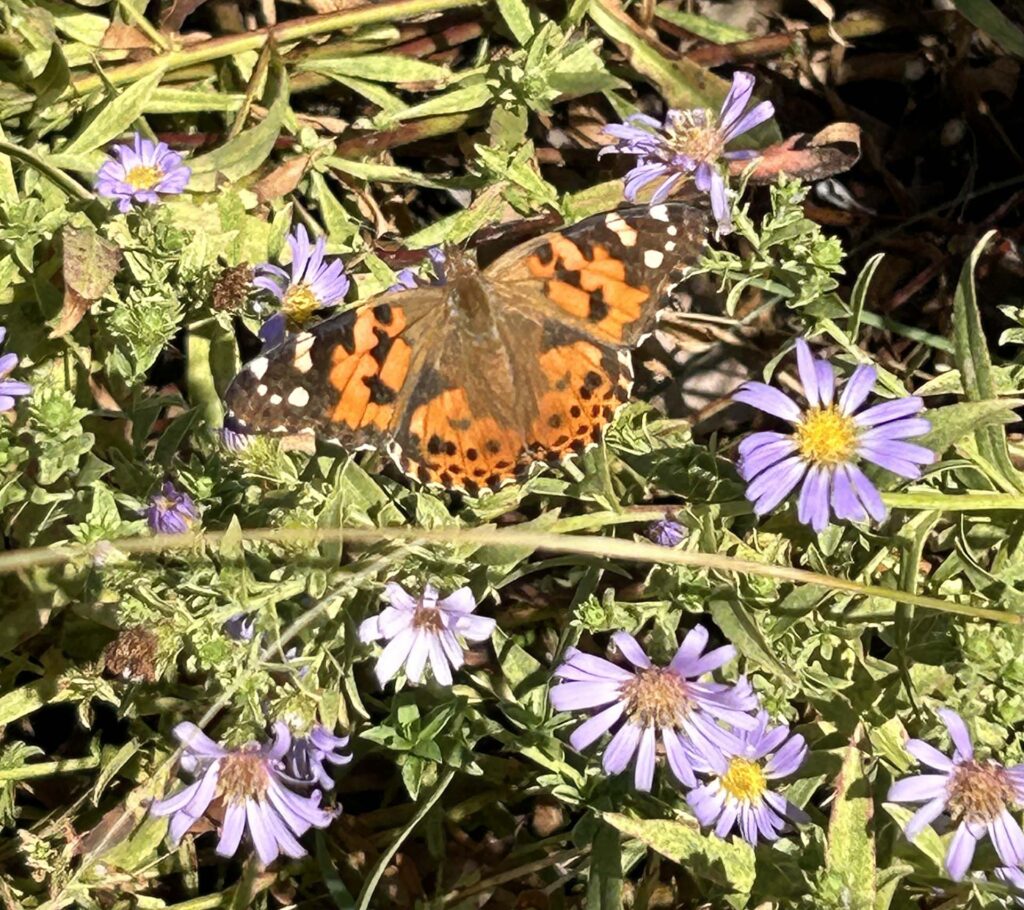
[[619, 667, 690, 729], [216, 749, 271, 803], [102, 627, 159, 682], [211, 263, 253, 313], [946, 759, 1018, 824]]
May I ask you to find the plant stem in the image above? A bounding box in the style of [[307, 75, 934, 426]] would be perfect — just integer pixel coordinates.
[[0, 756, 100, 781], [66, 0, 486, 97]]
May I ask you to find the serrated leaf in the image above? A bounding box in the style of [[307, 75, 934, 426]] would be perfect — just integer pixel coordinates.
[[825, 729, 875, 910], [188, 62, 289, 192], [601, 812, 755, 892], [63, 67, 166, 155]]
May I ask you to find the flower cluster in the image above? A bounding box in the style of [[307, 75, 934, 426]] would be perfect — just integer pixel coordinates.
[[734, 338, 934, 532], [145, 480, 199, 534], [96, 133, 191, 213], [388, 246, 447, 292], [550, 626, 808, 844], [602, 71, 774, 233], [889, 708, 1024, 882], [0, 327, 30, 413], [254, 225, 350, 348], [150, 721, 348, 866]]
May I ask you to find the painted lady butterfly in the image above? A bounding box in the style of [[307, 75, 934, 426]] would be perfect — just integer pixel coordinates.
[[225, 203, 708, 493]]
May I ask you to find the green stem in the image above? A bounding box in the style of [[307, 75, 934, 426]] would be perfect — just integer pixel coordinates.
[[356, 768, 456, 910], [66, 0, 486, 97], [884, 492, 1024, 511], [0, 756, 100, 781], [0, 140, 94, 201], [0, 523, 1013, 624]]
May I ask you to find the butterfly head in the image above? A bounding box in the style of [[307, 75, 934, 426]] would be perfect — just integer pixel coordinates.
[[441, 245, 495, 334]]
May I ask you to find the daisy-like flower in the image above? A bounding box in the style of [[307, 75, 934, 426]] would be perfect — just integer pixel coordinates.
[[0, 327, 31, 412], [733, 338, 935, 532], [149, 722, 334, 867], [549, 626, 758, 792], [646, 518, 687, 547], [219, 416, 251, 453], [600, 72, 773, 233], [887, 708, 1024, 881], [687, 710, 809, 844], [96, 133, 190, 213], [388, 246, 447, 293], [145, 481, 199, 534], [358, 582, 496, 687], [285, 725, 352, 790], [996, 867, 1024, 906], [254, 225, 350, 349]]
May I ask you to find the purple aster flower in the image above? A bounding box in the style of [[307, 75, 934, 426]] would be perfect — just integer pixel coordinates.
[[646, 518, 687, 547], [219, 416, 252, 453], [0, 327, 31, 412], [254, 225, 350, 349], [549, 626, 758, 792], [145, 481, 199, 534], [388, 247, 447, 293], [600, 72, 774, 233], [149, 722, 334, 866], [96, 133, 190, 213], [733, 338, 935, 532], [686, 710, 809, 844], [285, 725, 352, 790], [887, 708, 1024, 881], [224, 613, 256, 641], [996, 866, 1024, 906], [358, 582, 496, 687]]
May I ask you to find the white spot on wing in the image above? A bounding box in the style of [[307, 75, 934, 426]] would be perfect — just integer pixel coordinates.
[[288, 387, 310, 407], [248, 357, 269, 380], [256, 384, 268, 396], [293, 334, 315, 374], [665, 240, 676, 251], [667, 224, 678, 236], [644, 249, 665, 268], [604, 212, 638, 247], [649, 204, 669, 222], [269, 394, 283, 405]]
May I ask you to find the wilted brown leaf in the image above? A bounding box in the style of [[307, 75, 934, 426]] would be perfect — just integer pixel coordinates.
[[732, 122, 862, 184], [51, 225, 121, 339], [254, 154, 312, 204]]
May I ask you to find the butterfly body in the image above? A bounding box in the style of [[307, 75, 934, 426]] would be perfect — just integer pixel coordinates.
[[226, 203, 708, 493]]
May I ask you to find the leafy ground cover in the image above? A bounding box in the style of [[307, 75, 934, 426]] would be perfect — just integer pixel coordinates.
[[2, 0, 1024, 907]]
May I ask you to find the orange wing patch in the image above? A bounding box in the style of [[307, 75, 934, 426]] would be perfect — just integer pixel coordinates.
[[402, 388, 523, 491], [528, 341, 630, 456], [527, 236, 650, 343], [328, 303, 411, 431]]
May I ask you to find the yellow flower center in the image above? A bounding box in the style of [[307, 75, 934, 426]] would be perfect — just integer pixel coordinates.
[[946, 759, 1016, 824], [124, 164, 164, 190], [721, 757, 767, 802], [216, 750, 270, 804], [283, 283, 321, 329], [668, 109, 725, 163], [795, 406, 858, 466], [619, 668, 690, 728]]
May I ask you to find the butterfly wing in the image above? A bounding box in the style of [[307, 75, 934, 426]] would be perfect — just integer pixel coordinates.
[[483, 202, 708, 347], [225, 289, 443, 446]]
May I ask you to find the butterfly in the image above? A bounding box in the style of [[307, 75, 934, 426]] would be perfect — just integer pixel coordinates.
[[225, 202, 708, 494]]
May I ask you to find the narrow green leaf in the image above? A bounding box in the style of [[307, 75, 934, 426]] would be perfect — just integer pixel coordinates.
[[145, 87, 245, 114], [951, 0, 1024, 57], [848, 252, 884, 341], [825, 730, 876, 910], [586, 821, 622, 910], [297, 53, 450, 84], [708, 595, 797, 682], [882, 804, 945, 875], [326, 74, 406, 114], [951, 232, 1024, 492], [188, 62, 289, 191], [601, 812, 755, 892], [654, 6, 752, 43], [63, 67, 166, 155], [325, 156, 462, 190], [914, 399, 1022, 459], [496, 0, 535, 44], [393, 82, 492, 121]]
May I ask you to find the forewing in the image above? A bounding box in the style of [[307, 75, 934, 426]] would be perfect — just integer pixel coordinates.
[[483, 202, 708, 347], [225, 290, 441, 446]]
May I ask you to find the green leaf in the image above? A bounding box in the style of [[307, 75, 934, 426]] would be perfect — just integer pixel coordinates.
[[951, 0, 1024, 57], [601, 812, 755, 892], [63, 67, 166, 155], [952, 232, 1024, 491], [881, 804, 945, 875], [325, 156, 462, 190], [188, 62, 290, 192], [848, 252, 883, 341], [586, 820, 622, 910], [708, 594, 797, 682], [825, 730, 875, 910], [913, 399, 1022, 460], [496, 0, 535, 44], [653, 6, 752, 43], [393, 82, 492, 121], [916, 363, 1024, 396], [404, 185, 506, 247], [297, 53, 451, 84]]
